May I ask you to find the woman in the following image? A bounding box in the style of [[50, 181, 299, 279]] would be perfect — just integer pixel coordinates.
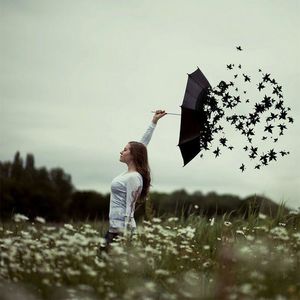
[[100, 110, 167, 253]]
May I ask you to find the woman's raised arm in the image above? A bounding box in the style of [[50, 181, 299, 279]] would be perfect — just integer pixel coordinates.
[[140, 110, 167, 146]]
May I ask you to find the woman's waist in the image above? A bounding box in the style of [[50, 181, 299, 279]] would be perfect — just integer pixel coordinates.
[[108, 226, 137, 234], [109, 207, 135, 218], [109, 218, 136, 228]]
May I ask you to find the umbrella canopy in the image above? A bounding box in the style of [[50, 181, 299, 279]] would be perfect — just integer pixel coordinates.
[[178, 67, 212, 166]]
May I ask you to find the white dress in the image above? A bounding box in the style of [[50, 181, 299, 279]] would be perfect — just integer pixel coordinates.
[[108, 122, 156, 233]]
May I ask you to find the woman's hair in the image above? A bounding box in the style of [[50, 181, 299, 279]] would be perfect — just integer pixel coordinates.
[[128, 141, 151, 201]]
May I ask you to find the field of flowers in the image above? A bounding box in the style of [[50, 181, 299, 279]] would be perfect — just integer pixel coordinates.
[[0, 205, 299, 300]]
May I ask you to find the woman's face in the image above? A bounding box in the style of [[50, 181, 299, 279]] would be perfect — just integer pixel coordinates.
[[119, 143, 133, 164]]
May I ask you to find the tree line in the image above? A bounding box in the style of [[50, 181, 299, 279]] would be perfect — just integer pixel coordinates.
[[0, 152, 289, 222]]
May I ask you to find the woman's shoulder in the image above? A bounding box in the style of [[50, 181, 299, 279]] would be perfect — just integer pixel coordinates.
[[126, 171, 142, 178], [125, 171, 143, 184]]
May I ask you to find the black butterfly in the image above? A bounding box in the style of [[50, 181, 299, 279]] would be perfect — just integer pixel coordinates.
[[273, 86, 282, 96], [250, 146, 258, 156], [260, 154, 269, 166], [288, 117, 294, 123], [268, 149, 277, 161], [219, 137, 228, 146], [278, 124, 287, 131], [246, 128, 255, 137], [264, 124, 274, 134], [227, 64, 234, 70], [280, 151, 289, 157], [224, 92, 232, 100], [279, 110, 287, 120], [236, 122, 244, 131], [270, 78, 277, 85], [248, 113, 260, 125], [226, 115, 239, 125], [240, 164, 245, 172], [236, 46, 243, 51], [213, 147, 220, 157], [278, 123, 287, 136], [238, 64, 242, 69], [266, 113, 278, 122], [257, 82, 265, 91], [262, 136, 267, 140], [262, 73, 271, 82], [275, 100, 284, 110], [262, 96, 273, 109], [243, 74, 251, 82], [255, 164, 261, 169], [233, 95, 241, 103], [254, 103, 265, 114], [234, 74, 238, 78]]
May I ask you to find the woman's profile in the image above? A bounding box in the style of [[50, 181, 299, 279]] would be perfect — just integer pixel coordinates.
[[99, 110, 167, 253]]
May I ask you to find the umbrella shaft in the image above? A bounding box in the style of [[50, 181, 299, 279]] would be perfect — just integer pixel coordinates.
[[151, 111, 181, 116]]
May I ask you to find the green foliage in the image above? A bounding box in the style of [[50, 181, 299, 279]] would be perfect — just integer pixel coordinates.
[[0, 152, 293, 224], [0, 152, 74, 221]]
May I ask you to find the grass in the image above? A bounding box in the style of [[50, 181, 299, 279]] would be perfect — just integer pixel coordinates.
[[0, 205, 299, 300]]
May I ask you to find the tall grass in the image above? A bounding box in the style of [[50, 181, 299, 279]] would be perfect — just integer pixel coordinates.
[[0, 203, 299, 300]]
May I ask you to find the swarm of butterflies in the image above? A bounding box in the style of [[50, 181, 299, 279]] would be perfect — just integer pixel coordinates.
[[198, 46, 293, 172]]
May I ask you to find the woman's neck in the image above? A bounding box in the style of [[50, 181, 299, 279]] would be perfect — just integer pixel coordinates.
[[127, 161, 137, 172]]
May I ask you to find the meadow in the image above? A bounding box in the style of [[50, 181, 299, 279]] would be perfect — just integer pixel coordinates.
[[0, 204, 299, 300]]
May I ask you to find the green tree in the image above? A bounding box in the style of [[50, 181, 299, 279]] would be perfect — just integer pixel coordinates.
[[11, 151, 23, 179]]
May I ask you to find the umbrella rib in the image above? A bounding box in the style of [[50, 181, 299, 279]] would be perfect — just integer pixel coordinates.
[[184, 89, 198, 100], [182, 89, 203, 105], [178, 134, 204, 145], [189, 77, 206, 89], [188, 73, 211, 90]]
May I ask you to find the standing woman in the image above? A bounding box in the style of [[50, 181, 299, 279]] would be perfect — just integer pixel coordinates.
[[100, 110, 167, 252]]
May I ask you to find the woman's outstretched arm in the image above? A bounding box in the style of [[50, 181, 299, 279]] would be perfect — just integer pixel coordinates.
[[140, 110, 167, 146]]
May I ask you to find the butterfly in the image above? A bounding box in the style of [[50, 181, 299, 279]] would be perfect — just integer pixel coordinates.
[[213, 147, 221, 157], [240, 164, 245, 172], [243, 74, 251, 82], [257, 82, 265, 91]]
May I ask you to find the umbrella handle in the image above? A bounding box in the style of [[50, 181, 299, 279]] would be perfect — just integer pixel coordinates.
[[151, 111, 181, 116]]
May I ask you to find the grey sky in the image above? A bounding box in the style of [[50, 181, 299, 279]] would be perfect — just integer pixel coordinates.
[[1, 1, 299, 209]]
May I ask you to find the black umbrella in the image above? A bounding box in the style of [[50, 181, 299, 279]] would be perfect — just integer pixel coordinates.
[[178, 67, 213, 166]]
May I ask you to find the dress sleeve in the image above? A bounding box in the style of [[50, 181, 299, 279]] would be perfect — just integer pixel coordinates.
[[124, 174, 142, 228], [140, 122, 157, 146]]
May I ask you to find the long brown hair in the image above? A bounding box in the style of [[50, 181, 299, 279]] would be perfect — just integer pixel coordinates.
[[128, 141, 151, 201]]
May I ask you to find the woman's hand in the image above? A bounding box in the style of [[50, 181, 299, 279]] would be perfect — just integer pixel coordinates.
[[152, 110, 167, 124]]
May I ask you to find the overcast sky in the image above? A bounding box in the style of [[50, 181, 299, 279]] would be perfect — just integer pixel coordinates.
[[1, 1, 299, 209]]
